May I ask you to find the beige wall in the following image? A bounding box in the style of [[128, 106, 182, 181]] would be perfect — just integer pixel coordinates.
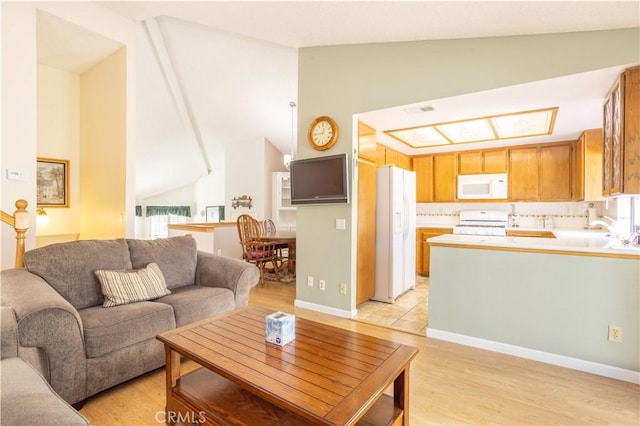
[[296, 28, 640, 315], [79, 48, 127, 239], [36, 64, 81, 238], [1, 2, 135, 268]]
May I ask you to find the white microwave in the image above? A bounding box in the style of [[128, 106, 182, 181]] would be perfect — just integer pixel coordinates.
[[457, 173, 508, 200]]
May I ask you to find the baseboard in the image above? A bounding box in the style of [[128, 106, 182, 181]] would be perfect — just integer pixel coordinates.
[[294, 299, 356, 318], [427, 328, 640, 384]]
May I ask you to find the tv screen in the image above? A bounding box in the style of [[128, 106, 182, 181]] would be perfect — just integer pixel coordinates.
[[290, 154, 349, 205]]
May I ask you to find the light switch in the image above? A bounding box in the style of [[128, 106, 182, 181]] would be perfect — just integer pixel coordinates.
[[6, 168, 27, 181], [336, 218, 346, 230]]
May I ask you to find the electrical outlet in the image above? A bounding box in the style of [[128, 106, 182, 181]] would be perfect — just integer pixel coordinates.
[[307, 276, 314, 287], [339, 283, 347, 295], [608, 325, 622, 343], [319, 280, 326, 291]]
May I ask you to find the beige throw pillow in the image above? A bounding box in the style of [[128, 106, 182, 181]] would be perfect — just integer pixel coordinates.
[[96, 263, 171, 307]]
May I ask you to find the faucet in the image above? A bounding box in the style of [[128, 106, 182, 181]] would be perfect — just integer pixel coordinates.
[[589, 216, 619, 235]]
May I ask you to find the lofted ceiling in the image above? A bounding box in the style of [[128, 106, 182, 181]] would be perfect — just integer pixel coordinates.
[[36, 1, 639, 197]]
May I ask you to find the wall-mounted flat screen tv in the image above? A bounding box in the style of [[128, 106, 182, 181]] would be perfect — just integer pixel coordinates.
[[290, 153, 349, 205]]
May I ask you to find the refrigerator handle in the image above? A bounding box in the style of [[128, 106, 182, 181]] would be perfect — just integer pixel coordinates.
[[402, 194, 410, 239]]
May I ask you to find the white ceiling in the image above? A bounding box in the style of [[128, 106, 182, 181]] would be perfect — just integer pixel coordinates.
[[35, 1, 640, 197], [98, 1, 639, 49]]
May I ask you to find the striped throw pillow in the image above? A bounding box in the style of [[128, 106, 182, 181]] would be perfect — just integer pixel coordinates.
[[96, 263, 171, 307]]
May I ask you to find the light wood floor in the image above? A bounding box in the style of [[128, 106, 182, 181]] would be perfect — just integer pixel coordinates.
[[80, 282, 639, 425]]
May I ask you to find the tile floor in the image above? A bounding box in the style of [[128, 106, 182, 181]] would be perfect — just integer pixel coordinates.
[[354, 276, 428, 335]]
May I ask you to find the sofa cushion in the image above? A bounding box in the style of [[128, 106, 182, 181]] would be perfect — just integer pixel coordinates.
[[154, 285, 235, 327], [24, 239, 132, 310], [79, 301, 176, 358], [126, 237, 197, 290], [96, 263, 171, 307], [0, 357, 89, 425]]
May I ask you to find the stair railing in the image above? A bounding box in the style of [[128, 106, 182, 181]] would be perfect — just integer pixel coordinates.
[[1, 199, 29, 267]]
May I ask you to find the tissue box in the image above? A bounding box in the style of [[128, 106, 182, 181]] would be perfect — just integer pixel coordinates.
[[265, 312, 295, 346]]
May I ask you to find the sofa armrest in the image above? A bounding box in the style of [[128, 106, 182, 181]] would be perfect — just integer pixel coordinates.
[[0, 268, 87, 405], [1, 306, 18, 359], [195, 252, 259, 307]]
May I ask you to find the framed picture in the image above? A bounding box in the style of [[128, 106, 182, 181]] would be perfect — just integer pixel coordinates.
[[37, 157, 69, 207], [205, 205, 225, 222]]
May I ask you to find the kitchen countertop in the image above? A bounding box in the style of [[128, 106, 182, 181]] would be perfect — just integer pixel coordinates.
[[427, 232, 640, 258]]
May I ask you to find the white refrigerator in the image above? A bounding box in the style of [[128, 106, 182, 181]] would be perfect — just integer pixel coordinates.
[[373, 165, 416, 303]]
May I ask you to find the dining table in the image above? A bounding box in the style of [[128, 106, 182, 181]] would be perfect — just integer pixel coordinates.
[[259, 230, 296, 275]]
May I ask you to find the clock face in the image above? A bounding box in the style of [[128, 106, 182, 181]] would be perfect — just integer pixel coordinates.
[[311, 121, 333, 146], [308, 116, 338, 150]]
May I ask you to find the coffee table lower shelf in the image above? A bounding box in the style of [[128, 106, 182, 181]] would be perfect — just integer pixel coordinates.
[[167, 367, 403, 426]]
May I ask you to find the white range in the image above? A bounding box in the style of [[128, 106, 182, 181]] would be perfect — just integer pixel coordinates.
[[453, 210, 509, 237]]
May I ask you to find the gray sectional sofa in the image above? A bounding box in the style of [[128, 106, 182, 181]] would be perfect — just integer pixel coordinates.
[[0, 236, 259, 406], [1, 306, 89, 425]]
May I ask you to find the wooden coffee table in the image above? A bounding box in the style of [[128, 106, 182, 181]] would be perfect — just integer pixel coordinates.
[[156, 305, 418, 425]]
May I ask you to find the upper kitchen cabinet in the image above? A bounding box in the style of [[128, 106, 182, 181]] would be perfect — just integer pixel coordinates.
[[433, 153, 457, 201], [376, 144, 412, 170], [358, 121, 377, 162], [509, 142, 574, 202], [575, 129, 604, 201], [603, 65, 640, 195], [458, 148, 508, 175], [413, 155, 434, 202], [539, 143, 573, 201], [508, 146, 539, 201]]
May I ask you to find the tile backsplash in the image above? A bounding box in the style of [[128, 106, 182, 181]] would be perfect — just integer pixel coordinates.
[[416, 200, 627, 230]]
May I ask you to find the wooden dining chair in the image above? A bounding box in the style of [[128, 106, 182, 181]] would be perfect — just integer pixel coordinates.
[[236, 214, 280, 284], [262, 218, 289, 272]]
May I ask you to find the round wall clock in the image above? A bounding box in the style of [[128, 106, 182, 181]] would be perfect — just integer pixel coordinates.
[[307, 116, 339, 151]]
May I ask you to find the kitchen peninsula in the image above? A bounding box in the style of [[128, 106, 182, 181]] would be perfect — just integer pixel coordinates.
[[427, 233, 639, 383], [168, 222, 241, 259]]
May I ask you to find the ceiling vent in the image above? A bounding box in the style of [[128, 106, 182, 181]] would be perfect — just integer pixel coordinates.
[[404, 105, 436, 114]]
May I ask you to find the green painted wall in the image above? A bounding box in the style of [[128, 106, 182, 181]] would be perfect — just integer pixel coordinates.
[[297, 29, 640, 313], [429, 246, 639, 371]]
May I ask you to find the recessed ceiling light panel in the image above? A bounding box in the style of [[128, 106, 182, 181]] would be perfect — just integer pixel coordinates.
[[386, 126, 448, 147], [436, 119, 495, 143], [492, 108, 557, 139]]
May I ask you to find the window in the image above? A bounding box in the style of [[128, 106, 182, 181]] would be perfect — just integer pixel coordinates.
[[149, 214, 188, 239], [144, 206, 192, 239]]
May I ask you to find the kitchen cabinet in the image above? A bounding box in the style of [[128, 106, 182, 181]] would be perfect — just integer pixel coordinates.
[[357, 121, 377, 162], [458, 148, 507, 174], [509, 143, 573, 202], [575, 129, 604, 201], [433, 153, 457, 201], [376, 144, 412, 170], [356, 158, 377, 305], [272, 172, 295, 230], [509, 146, 539, 201], [603, 65, 640, 195], [539, 143, 573, 201], [418, 227, 453, 276], [413, 155, 434, 202]]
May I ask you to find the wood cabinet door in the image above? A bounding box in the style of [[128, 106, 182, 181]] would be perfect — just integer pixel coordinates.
[[396, 152, 413, 170], [623, 66, 640, 194], [357, 122, 377, 162], [539, 144, 573, 201], [483, 149, 508, 173], [603, 93, 613, 195], [575, 129, 604, 201], [356, 159, 377, 305], [413, 156, 434, 202], [610, 77, 623, 194], [509, 147, 539, 201], [421, 228, 453, 277], [433, 153, 457, 201], [458, 151, 483, 175]]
